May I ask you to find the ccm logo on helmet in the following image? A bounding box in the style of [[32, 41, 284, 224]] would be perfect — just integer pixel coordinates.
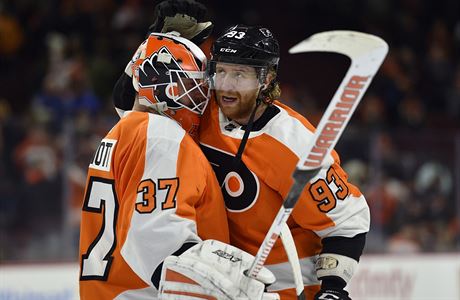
[[220, 48, 238, 53]]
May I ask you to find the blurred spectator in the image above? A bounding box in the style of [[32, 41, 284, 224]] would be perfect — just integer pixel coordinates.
[[414, 161, 453, 198], [372, 132, 406, 179], [0, 8, 24, 57], [11, 124, 63, 260], [397, 92, 426, 129], [32, 33, 100, 129], [387, 224, 422, 254], [366, 179, 398, 235], [358, 93, 388, 129], [13, 125, 59, 185]]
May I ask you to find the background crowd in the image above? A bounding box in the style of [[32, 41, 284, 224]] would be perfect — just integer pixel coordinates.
[[0, 0, 459, 262]]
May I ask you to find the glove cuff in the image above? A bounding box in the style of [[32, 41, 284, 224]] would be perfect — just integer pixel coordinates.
[[315, 253, 358, 284]]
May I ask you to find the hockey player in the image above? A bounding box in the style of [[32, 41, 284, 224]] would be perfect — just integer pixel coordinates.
[[200, 24, 370, 300], [112, 2, 370, 300], [79, 32, 278, 299]]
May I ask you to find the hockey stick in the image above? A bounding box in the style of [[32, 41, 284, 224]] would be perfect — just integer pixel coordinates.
[[280, 223, 305, 299], [247, 31, 388, 292]]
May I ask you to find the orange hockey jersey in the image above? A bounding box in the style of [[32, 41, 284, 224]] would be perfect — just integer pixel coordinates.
[[199, 100, 370, 300], [79, 111, 229, 299]]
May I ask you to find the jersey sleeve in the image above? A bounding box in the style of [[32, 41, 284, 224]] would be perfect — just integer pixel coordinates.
[[291, 150, 370, 239], [270, 102, 370, 239]]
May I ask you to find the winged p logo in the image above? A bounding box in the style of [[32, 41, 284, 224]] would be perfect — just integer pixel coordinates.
[[259, 28, 272, 37], [138, 47, 184, 108]]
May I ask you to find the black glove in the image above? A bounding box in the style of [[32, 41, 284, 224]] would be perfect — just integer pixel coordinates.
[[314, 289, 351, 300], [314, 276, 351, 300], [113, 72, 136, 113], [147, 0, 213, 45]]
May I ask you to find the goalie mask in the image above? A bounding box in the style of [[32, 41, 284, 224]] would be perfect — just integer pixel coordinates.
[[130, 33, 209, 138]]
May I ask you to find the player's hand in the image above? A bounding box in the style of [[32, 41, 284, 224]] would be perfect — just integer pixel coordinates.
[[148, 0, 213, 45], [158, 240, 280, 300], [314, 288, 351, 300]]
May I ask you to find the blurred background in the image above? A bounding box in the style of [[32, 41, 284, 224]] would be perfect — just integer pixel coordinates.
[[0, 0, 459, 298]]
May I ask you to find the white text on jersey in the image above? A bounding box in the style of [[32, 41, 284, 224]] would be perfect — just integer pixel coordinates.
[[90, 139, 117, 172]]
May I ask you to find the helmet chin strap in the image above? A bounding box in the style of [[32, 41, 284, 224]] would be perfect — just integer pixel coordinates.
[[233, 90, 264, 166]]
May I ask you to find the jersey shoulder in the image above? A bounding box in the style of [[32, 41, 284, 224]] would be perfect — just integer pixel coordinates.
[[272, 100, 343, 165], [261, 101, 317, 160], [274, 100, 316, 132]]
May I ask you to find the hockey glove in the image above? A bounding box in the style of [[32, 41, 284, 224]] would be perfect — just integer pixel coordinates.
[[314, 253, 358, 300], [148, 0, 213, 45], [158, 239, 280, 300], [314, 287, 351, 300], [313, 275, 351, 300]]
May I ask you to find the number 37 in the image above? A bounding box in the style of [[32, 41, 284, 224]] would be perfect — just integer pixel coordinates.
[[80, 176, 178, 280]]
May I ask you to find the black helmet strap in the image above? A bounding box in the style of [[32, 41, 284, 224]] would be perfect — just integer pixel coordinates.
[[233, 92, 263, 167]]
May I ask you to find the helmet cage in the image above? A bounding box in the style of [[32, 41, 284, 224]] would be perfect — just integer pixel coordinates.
[[167, 69, 209, 115]]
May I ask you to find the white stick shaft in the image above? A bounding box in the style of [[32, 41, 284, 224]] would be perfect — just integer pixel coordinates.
[[280, 223, 305, 299]]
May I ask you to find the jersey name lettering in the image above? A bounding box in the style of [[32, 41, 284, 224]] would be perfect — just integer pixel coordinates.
[[90, 139, 117, 172]]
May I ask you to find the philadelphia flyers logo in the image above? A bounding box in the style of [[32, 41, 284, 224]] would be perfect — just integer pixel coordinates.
[[259, 28, 273, 37], [137, 47, 184, 110], [201, 144, 259, 212]]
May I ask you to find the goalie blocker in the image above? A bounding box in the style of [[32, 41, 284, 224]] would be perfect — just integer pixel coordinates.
[[158, 240, 280, 300]]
